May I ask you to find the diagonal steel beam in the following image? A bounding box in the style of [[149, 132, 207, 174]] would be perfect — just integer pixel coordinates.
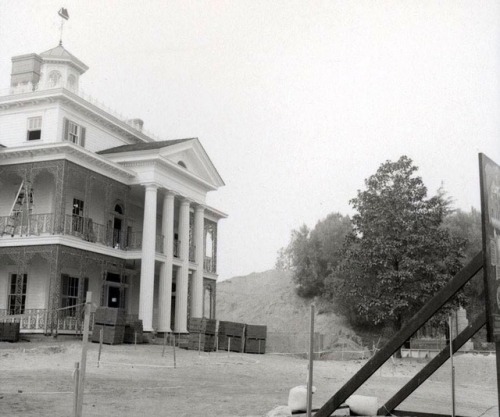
[[378, 311, 486, 415], [314, 251, 483, 417]]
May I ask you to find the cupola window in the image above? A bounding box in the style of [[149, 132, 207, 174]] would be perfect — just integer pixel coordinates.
[[48, 70, 62, 87]]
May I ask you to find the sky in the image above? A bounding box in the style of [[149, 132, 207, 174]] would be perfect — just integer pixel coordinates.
[[1, 1, 499, 281]]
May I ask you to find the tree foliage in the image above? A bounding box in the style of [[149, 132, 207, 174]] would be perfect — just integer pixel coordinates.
[[276, 213, 352, 298], [327, 156, 466, 331]]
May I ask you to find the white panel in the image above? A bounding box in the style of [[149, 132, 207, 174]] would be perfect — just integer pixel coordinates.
[[0, 105, 59, 147], [59, 106, 137, 153]]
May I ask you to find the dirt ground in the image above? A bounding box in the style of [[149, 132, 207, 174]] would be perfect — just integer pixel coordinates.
[[0, 339, 497, 417]]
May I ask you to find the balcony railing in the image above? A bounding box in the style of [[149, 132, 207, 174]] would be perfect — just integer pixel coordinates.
[[0, 213, 164, 254], [204, 257, 216, 274], [0, 308, 95, 334]]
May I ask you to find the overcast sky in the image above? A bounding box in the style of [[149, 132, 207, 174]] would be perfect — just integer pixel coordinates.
[[1, 1, 499, 280]]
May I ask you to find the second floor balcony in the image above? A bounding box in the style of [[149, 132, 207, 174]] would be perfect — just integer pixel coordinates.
[[0, 213, 167, 253]]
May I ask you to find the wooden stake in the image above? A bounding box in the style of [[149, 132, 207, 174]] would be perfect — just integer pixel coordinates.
[[97, 327, 103, 368], [198, 332, 201, 356], [228, 337, 231, 357], [76, 291, 91, 417], [173, 334, 176, 368], [449, 315, 455, 417], [162, 332, 167, 357], [134, 331, 137, 349], [307, 304, 315, 417], [73, 362, 80, 417]]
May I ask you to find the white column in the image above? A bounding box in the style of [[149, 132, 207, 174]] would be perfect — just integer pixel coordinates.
[[174, 198, 190, 333], [191, 205, 205, 318], [138, 184, 157, 332], [158, 192, 175, 332]]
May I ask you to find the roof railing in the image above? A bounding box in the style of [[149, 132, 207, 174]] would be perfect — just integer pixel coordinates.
[[0, 81, 161, 141]]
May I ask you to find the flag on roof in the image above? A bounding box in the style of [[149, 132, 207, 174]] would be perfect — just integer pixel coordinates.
[[58, 8, 69, 20]]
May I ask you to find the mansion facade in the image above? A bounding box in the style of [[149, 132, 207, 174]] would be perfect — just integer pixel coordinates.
[[0, 44, 226, 334]]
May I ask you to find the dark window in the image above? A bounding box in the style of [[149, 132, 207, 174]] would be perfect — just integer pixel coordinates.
[[8, 274, 27, 315], [72, 198, 84, 233], [27, 117, 42, 141], [61, 275, 88, 317]]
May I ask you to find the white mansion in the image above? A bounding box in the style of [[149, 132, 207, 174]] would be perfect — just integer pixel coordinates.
[[0, 44, 226, 334]]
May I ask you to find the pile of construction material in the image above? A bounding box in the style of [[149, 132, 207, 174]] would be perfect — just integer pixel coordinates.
[[0, 322, 20, 342], [91, 307, 126, 345], [244, 324, 267, 354], [123, 318, 143, 344], [187, 317, 216, 351], [218, 321, 245, 352]]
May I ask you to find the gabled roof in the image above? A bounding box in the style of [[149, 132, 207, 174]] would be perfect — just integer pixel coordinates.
[[98, 138, 225, 188], [97, 139, 194, 155], [40, 44, 89, 74]]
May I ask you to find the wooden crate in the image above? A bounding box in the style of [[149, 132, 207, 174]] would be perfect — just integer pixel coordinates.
[[246, 324, 267, 339], [94, 307, 126, 326], [188, 333, 216, 352], [218, 321, 245, 338], [244, 338, 266, 354], [218, 334, 243, 352], [0, 322, 20, 342], [91, 324, 125, 345], [188, 317, 217, 335]]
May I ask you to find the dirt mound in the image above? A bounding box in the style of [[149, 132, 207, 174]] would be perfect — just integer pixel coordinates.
[[216, 269, 360, 350]]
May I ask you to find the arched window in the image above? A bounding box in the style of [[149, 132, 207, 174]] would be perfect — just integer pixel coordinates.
[[67, 74, 77, 90], [114, 204, 123, 215], [48, 70, 62, 87]]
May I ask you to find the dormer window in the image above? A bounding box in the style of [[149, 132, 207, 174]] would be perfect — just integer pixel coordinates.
[[27, 117, 42, 140], [178, 161, 187, 169], [48, 70, 62, 87], [63, 118, 86, 147]]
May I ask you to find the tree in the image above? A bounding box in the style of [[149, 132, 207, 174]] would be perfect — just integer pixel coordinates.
[[276, 213, 351, 298], [328, 156, 465, 332], [443, 208, 484, 318]]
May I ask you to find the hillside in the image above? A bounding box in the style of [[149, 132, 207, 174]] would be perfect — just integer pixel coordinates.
[[216, 269, 360, 352]]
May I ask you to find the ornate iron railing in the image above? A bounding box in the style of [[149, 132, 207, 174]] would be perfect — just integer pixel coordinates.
[[0, 213, 170, 255], [204, 257, 216, 273], [189, 244, 196, 262], [0, 309, 95, 334]]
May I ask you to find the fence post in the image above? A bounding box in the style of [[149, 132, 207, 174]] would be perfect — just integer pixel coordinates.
[[307, 304, 315, 417], [73, 362, 80, 417], [173, 333, 177, 368], [76, 291, 92, 417], [97, 327, 103, 367], [162, 332, 167, 357]]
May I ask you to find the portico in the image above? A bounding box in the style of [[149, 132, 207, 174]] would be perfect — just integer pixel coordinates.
[[99, 139, 226, 333]]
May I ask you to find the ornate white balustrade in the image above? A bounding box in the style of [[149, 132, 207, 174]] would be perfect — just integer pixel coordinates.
[[0, 309, 95, 334]]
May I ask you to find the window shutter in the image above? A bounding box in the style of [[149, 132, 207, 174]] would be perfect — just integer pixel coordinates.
[[80, 127, 86, 147], [63, 118, 69, 141]]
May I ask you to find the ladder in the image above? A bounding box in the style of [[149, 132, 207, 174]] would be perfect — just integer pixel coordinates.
[[3, 181, 33, 236]]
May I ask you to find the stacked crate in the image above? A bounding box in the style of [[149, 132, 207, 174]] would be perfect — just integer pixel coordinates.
[[91, 307, 125, 345], [245, 324, 267, 354], [123, 319, 143, 344], [187, 317, 216, 351], [0, 322, 20, 342], [218, 321, 245, 352]]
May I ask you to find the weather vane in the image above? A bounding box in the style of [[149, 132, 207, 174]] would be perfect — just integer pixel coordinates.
[[58, 7, 69, 46]]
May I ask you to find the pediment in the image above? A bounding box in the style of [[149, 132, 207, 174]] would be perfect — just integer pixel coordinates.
[[159, 139, 225, 188]]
